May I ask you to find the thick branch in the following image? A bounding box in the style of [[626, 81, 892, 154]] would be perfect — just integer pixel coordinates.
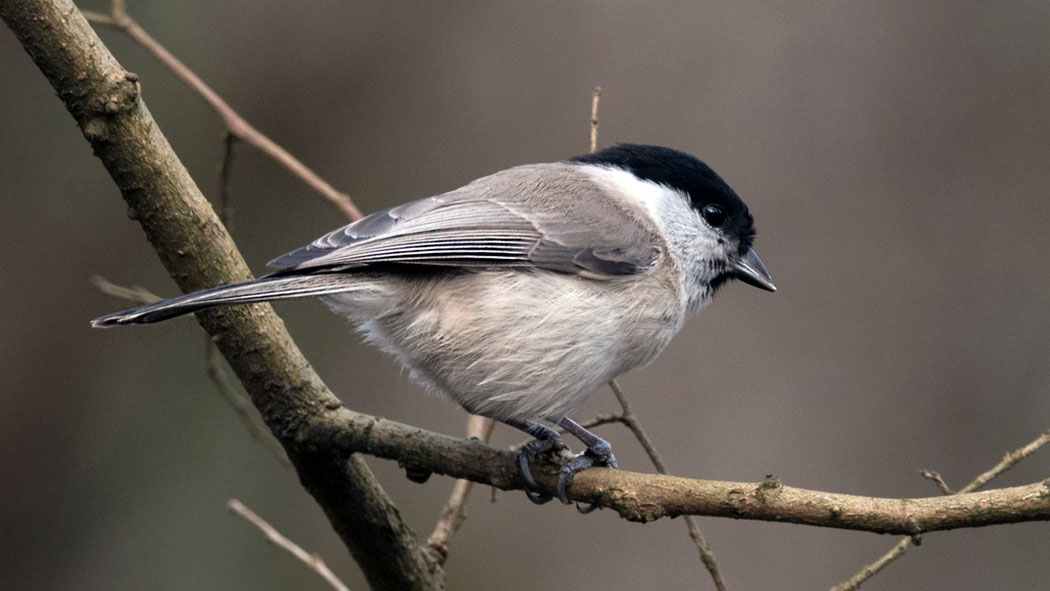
[[308, 411, 1050, 534], [1, 2, 437, 589]]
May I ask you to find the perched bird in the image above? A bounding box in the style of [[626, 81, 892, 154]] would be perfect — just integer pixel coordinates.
[[93, 144, 775, 503]]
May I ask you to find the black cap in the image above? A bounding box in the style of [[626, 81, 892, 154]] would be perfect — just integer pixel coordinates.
[[570, 144, 755, 251]]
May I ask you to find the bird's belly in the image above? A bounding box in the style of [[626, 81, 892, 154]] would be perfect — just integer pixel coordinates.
[[341, 270, 682, 423]]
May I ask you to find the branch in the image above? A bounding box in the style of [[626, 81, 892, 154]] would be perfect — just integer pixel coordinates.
[[217, 131, 237, 229], [608, 380, 726, 590], [92, 273, 290, 466], [958, 428, 1050, 494], [1, 3, 436, 589], [201, 127, 293, 466], [589, 84, 725, 588], [205, 337, 292, 468], [832, 427, 1050, 590], [426, 415, 495, 563], [9, 2, 1049, 584], [81, 3, 363, 221], [90, 275, 161, 305], [830, 537, 911, 591], [919, 470, 954, 496], [311, 411, 1050, 533], [589, 86, 601, 153], [228, 499, 351, 591]]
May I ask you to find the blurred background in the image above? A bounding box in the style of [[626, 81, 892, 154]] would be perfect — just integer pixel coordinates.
[[3, 1, 1049, 589]]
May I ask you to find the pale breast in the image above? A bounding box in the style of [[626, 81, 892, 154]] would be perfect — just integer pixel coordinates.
[[341, 268, 683, 422]]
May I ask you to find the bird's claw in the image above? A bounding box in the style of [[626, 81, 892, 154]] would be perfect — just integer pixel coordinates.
[[524, 488, 552, 505], [517, 434, 565, 503], [514, 421, 617, 511], [556, 448, 619, 505]]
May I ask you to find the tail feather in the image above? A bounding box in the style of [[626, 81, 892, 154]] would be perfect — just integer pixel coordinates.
[[91, 274, 358, 327]]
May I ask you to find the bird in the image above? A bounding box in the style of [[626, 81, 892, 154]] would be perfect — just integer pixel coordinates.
[[92, 143, 775, 504]]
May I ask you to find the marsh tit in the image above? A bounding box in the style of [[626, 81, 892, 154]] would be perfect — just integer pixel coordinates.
[[92, 144, 775, 504]]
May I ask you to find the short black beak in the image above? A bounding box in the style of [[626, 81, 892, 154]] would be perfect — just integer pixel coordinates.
[[730, 247, 776, 292]]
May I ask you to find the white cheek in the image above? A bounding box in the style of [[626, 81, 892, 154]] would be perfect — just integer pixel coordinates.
[[580, 165, 725, 309]]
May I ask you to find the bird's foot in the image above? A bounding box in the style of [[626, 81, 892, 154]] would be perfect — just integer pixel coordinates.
[[556, 417, 618, 511], [557, 446, 618, 508], [505, 417, 617, 509], [517, 433, 566, 505]]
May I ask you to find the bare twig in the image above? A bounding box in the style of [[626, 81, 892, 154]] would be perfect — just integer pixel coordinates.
[[830, 537, 912, 591], [206, 338, 292, 467], [94, 134, 288, 468], [511, 412, 624, 451], [919, 470, 953, 495], [589, 86, 601, 153], [608, 380, 727, 591], [227, 499, 351, 591], [24, 4, 1047, 585], [585, 89, 724, 589], [958, 428, 1050, 494], [579, 412, 625, 431], [82, 4, 363, 221], [832, 427, 1050, 590], [607, 380, 667, 472], [427, 415, 495, 563], [92, 273, 292, 469], [6, 4, 437, 584], [200, 126, 293, 465], [90, 275, 161, 305], [217, 131, 237, 230]]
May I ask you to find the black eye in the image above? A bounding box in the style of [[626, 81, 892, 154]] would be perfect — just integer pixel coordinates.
[[702, 204, 727, 227]]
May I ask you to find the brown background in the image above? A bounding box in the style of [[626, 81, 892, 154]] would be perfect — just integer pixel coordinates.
[[3, 1, 1049, 589]]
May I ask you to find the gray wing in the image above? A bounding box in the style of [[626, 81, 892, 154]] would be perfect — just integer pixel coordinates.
[[267, 163, 662, 277]]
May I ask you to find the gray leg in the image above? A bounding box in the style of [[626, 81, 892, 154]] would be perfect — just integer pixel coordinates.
[[502, 418, 565, 505], [556, 417, 619, 505]]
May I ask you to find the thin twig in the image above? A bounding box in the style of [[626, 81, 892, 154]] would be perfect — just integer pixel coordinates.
[[579, 412, 625, 431], [589, 86, 601, 153], [218, 131, 237, 230], [919, 470, 953, 495], [607, 380, 667, 471], [427, 415, 496, 563], [90, 82, 288, 471], [203, 126, 292, 463], [830, 537, 912, 591], [958, 428, 1050, 494], [90, 275, 161, 305], [831, 427, 1050, 590], [206, 337, 292, 467], [82, 5, 362, 221], [608, 380, 728, 591], [586, 90, 724, 589], [227, 499, 351, 591], [11, 4, 436, 583], [93, 278, 290, 466]]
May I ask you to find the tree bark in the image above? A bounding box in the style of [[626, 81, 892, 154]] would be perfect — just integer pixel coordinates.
[[311, 413, 1050, 534], [0, 2, 442, 589]]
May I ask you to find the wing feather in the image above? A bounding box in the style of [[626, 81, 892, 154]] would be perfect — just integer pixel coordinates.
[[267, 163, 662, 277]]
